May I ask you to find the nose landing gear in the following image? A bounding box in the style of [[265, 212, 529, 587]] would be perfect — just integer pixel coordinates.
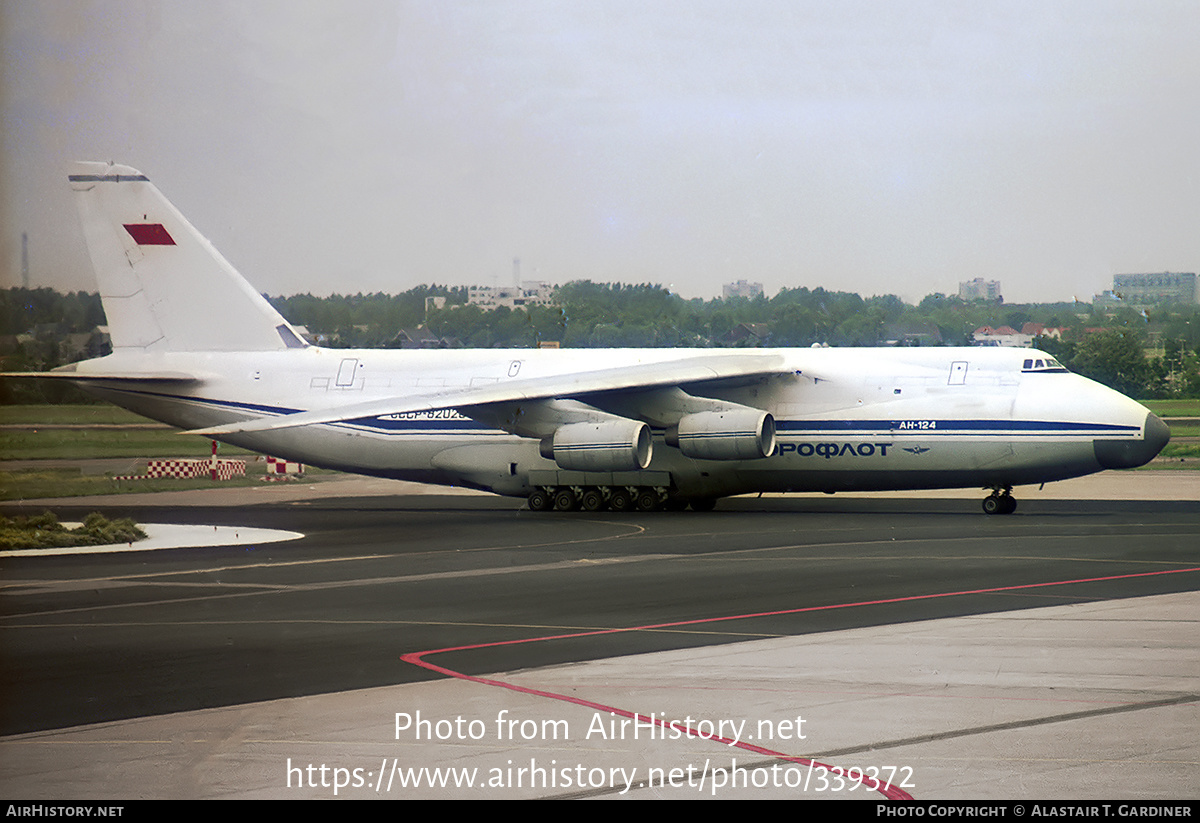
[[982, 487, 1017, 515]]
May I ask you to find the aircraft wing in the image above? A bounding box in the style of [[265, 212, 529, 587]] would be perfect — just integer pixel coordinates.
[[186, 352, 789, 436], [0, 370, 198, 382]]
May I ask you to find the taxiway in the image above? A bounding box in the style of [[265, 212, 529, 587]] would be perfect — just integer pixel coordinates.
[[2, 473, 1197, 798]]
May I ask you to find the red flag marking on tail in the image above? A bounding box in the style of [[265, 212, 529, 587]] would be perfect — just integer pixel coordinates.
[[123, 223, 175, 245]]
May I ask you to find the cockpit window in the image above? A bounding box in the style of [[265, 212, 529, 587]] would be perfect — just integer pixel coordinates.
[[1022, 356, 1069, 373]]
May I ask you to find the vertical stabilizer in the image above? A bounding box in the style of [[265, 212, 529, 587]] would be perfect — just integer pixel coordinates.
[[69, 161, 306, 352]]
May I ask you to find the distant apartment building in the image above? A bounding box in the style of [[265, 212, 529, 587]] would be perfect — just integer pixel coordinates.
[[722, 279, 764, 299], [1110, 272, 1197, 305], [959, 278, 1002, 301], [467, 281, 557, 309]]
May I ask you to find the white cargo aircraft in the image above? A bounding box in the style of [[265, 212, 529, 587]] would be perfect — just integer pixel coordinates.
[[8, 162, 1170, 514]]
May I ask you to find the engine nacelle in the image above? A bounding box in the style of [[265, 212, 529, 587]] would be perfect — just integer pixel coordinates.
[[540, 419, 653, 472], [667, 409, 776, 460]]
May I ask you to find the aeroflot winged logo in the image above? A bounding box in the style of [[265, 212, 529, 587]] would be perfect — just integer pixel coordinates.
[[123, 223, 175, 245]]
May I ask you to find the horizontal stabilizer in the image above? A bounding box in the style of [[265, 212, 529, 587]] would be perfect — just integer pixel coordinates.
[[185, 353, 788, 436]]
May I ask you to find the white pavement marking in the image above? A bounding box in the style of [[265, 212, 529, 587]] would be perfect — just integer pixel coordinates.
[[1, 524, 304, 557]]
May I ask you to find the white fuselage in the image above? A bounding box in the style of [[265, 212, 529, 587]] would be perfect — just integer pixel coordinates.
[[75, 344, 1161, 500]]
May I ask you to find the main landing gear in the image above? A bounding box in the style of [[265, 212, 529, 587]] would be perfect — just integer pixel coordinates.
[[528, 485, 666, 512], [982, 487, 1017, 515], [527, 485, 717, 513]]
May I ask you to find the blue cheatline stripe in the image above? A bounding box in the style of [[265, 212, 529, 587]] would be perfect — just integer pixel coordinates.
[[67, 174, 149, 183], [681, 431, 757, 439], [345, 415, 479, 431], [107, 387, 303, 417], [776, 419, 1139, 434], [97, 388, 1144, 439], [104, 388, 499, 435], [559, 444, 631, 451]]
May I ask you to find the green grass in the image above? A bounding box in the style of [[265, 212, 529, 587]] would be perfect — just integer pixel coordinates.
[[0, 468, 322, 502], [0, 429, 255, 460], [0, 404, 156, 425], [1, 404, 332, 497], [0, 510, 146, 550], [1, 405, 258, 459], [0, 404, 248, 460], [1142, 399, 1200, 418], [1158, 442, 1200, 459]]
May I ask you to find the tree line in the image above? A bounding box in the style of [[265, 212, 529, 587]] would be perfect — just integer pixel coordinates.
[[3, 284, 1198, 400]]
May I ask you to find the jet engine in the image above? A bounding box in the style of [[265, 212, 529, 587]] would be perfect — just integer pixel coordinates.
[[540, 419, 653, 472], [666, 409, 776, 460]]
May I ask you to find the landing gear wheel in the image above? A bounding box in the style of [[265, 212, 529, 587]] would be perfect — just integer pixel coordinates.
[[608, 488, 634, 512], [580, 487, 607, 512], [527, 489, 552, 512], [552, 487, 579, 512], [689, 497, 718, 512], [982, 492, 1017, 515], [635, 489, 662, 512]]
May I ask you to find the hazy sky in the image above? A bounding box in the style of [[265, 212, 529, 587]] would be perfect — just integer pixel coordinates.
[[3, 1, 1198, 303]]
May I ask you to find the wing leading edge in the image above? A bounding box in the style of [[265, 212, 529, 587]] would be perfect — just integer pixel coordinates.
[[185, 352, 790, 436]]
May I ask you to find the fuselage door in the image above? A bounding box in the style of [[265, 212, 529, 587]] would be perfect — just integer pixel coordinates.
[[335, 358, 359, 388], [948, 361, 968, 385]]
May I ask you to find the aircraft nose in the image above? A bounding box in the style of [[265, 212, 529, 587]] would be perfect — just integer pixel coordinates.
[[1093, 412, 1171, 470]]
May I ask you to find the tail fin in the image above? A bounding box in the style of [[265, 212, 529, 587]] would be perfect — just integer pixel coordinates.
[[69, 161, 307, 352]]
